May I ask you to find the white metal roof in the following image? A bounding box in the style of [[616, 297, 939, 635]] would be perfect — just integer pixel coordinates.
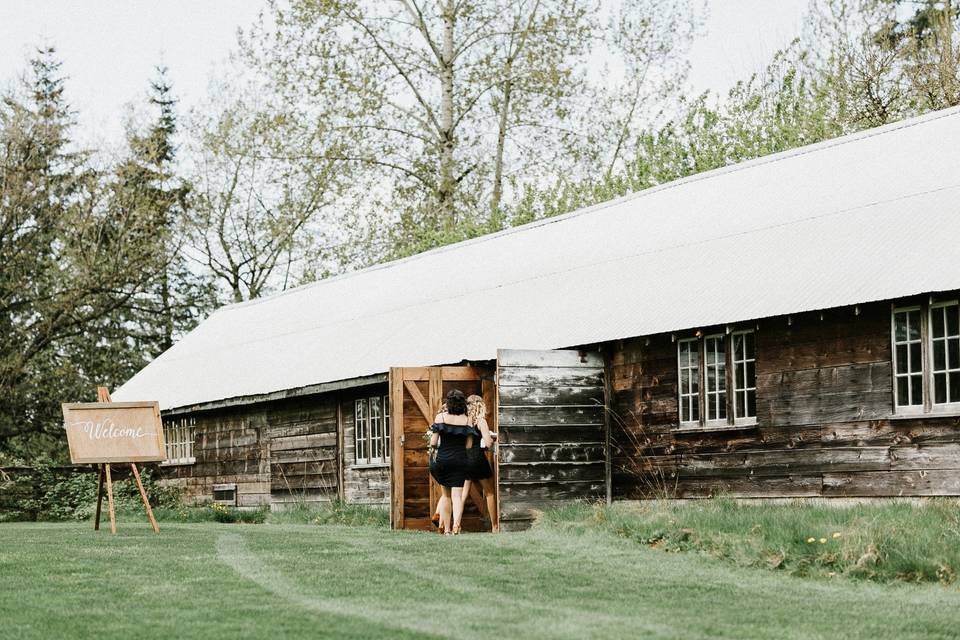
[[115, 106, 960, 410]]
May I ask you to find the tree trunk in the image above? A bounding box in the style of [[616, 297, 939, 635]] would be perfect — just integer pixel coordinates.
[[438, 0, 456, 232], [491, 59, 513, 219]]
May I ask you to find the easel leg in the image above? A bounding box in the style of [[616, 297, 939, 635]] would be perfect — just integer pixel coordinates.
[[130, 463, 159, 533], [94, 464, 104, 531], [104, 463, 117, 535]]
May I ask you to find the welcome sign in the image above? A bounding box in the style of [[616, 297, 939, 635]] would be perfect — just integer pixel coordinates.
[[62, 401, 166, 464]]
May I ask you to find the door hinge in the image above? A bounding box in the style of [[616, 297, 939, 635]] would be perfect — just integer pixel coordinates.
[[400, 434, 405, 446]]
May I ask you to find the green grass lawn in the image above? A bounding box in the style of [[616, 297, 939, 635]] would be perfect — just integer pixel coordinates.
[[2, 517, 960, 639]]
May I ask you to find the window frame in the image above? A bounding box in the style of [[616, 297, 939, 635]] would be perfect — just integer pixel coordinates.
[[893, 300, 960, 416], [731, 329, 757, 424], [703, 333, 728, 426], [354, 395, 391, 466], [160, 416, 196, 466], [929, 300, 960, 410], [677, 337, 700, 427], [676, 330, 758, 430]]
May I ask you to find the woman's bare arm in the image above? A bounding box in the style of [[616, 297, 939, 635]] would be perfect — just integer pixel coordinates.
[[477, 416, 493, 449]]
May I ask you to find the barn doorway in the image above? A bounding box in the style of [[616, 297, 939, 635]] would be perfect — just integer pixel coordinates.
[[389, 366, 497, 531], [389, 350, 609, 532]]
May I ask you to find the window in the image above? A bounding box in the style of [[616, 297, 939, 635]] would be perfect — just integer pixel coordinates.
[[704, 335, 726, 422], [355, 395, 390, 465], [931, 302, 960, 405], [893, 307, 924, 408], [678, 331, 757, 428], [893, 300, 960, 413], [732, 331, 757, 420], [163, 417, 195, 464], [678, 339, 699, 423], [212, 483, 237, 505]]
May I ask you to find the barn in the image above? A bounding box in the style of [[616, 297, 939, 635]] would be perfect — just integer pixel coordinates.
[[114, 105, 960, 531]]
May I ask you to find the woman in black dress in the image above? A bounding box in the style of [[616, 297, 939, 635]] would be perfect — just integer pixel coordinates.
[[428, 390, 477, 534], [462, 394, 497, 532]]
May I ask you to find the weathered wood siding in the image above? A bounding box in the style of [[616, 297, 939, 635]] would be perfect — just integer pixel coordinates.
[[158, 405, 271, 507], [497, 349, 607, 530], [609, 299, 960, 498], [159, 393, 340, 508], [267, 395, 339, 505], [341, 383, 391, 506]]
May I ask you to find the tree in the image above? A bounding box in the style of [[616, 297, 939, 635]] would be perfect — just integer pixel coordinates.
[[111, 67, 215, 356], [186, 83, 352, 302], [0, 49, 172, 458], [241, 0, 701, 261], [810, 0, 959, 128]]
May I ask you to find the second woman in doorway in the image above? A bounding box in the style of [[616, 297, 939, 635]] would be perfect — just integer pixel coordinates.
[[462, 394, 498, 532]]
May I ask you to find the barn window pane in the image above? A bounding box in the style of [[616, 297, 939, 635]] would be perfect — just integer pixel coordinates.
[[935, 373, 947, 404], [911, 375, 923, 403], [908, 311, 921, 339], [933, 309, 945, 339], [897, 377, 908, 406]]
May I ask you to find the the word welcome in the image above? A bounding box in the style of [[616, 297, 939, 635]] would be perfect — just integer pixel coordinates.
[[69, 418, 154, 440]]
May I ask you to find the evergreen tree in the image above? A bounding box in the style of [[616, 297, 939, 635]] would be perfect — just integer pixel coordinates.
[[111, 67, 214, 358]]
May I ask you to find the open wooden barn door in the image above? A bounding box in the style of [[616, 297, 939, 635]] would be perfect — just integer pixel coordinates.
[[496, 349, 609, 531], [390, 366, 497, 531]]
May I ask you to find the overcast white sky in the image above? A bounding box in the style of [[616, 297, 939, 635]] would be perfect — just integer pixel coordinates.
[[0, 0, 809, 146]]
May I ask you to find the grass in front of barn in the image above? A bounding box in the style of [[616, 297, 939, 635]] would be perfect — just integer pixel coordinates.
[[545, 498, 960, 585], [3, 513, 960, 639]]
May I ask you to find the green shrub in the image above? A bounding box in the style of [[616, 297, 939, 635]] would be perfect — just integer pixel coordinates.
[[0, 461, 182, 522]]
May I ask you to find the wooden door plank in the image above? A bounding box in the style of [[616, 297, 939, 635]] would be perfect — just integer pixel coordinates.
[[390, 368, 405, 529], [404, 380, 434, 424], [428, 368, 443, 520]]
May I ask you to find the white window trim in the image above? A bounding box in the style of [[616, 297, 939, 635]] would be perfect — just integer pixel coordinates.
[[930, 300, 960, 411], [677, 338, 700, 427], [892, 305, 925, 413], [160, 416, 196, 466], [354, 395, 391, 466], [731, 329, 758, 426], [892, 301, 960, 416], [703, 333, 728, 426], [676, 330, 757, 430]]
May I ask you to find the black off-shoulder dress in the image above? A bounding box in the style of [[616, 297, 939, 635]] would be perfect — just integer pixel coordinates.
[[429, 421, 479, 488]]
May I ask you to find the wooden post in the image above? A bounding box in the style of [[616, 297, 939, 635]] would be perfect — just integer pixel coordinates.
[[92, 385, 160, 534], [94, 464, 104, 531], [130, 463, 160, 533], [104, 462, 117, 535]]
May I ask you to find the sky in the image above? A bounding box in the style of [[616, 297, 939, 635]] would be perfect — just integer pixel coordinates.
[[0, 0, 809, 147]]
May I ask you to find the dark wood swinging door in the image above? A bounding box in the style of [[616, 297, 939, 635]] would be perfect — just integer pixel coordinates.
[[389, 366, 497, 531]]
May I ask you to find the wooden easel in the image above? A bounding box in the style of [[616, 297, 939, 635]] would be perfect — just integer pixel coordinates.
[[93, 387, 160, 534]]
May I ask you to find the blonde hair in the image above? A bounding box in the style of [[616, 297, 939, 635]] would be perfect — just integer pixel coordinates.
[[466, 394, 486, 426]]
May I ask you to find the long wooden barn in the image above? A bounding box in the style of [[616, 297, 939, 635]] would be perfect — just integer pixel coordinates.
[[115, 106, 960, 531]]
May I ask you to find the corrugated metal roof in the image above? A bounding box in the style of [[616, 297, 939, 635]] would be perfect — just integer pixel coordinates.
[[114, 106, 960, 410]]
